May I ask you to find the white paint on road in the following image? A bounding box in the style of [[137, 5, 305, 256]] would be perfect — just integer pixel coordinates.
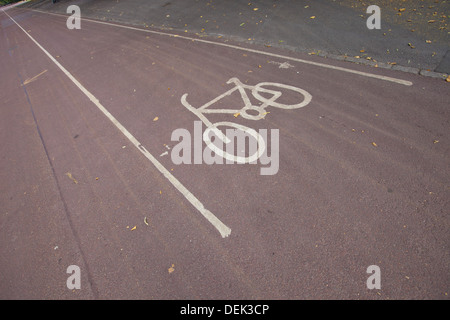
[[25, 8, 413, 86], [3, 9, 232, 238]]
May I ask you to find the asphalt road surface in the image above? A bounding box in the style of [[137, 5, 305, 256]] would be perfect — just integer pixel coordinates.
[[0, 6, 449, 300]]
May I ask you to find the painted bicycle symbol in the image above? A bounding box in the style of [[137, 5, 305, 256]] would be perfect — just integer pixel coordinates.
[[180, 77, 312, 163]]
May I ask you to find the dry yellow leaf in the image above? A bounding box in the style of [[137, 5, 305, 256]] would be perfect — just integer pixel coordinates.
[[130, 226, 137, 231], [310, 16, 316, 19], [168, 264, 175, 273], [65, 172, 78, 184], [153, 117, 159, 121], [233, 112, 240, 118], [446, 75, 450, 82], [372, 142, 378, 147], [399, 8, 406, 12]]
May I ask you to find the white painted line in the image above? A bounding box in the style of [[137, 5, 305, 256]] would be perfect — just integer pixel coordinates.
[[3, 9, 231, 238], [24, 8, 412, 86]]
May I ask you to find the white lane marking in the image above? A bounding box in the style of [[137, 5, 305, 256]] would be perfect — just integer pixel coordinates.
[[3, 9, 232, 238], [24, 8, 412, 86], [269, 61, 295, 69]]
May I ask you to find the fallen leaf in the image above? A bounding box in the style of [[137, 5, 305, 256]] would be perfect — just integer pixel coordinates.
[[168, 264, 175, 273], [433, 140, 439, 143], [130, 226, 137, 231], [399, 8, 406, 12], [428, 20, 436, 23], [372, 142, 378, 147], [310, 16, 316, 19], [446, 75, 450, 82], [426, 40, 432, 43], [153, 117, 159, 121], [234, 112, 240, 118], [65, 172, 78, 184]]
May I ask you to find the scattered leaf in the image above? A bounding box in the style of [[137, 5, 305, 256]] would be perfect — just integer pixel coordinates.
[[65, 172, 78, 184], [433, 140, 439, 143], [399, 8, 406, 12], [426, 40, 432, 43], [130, 226, 137, 231], [153, 117, 159, 121], [446, 75, 450, 82], [428, 20, 436, 23], [372, 142, 378, 147], [310, 16, 316, 19], [168, 264, 175, 273], [233, 112, 240, 118]]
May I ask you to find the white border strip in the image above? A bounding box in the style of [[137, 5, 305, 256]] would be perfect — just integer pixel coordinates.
[[2, 8, 232, 238], [26, 7, 412, 86]]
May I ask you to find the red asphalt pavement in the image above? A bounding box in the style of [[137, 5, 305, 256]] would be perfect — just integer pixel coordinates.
[[0, 7, 449, 299]]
